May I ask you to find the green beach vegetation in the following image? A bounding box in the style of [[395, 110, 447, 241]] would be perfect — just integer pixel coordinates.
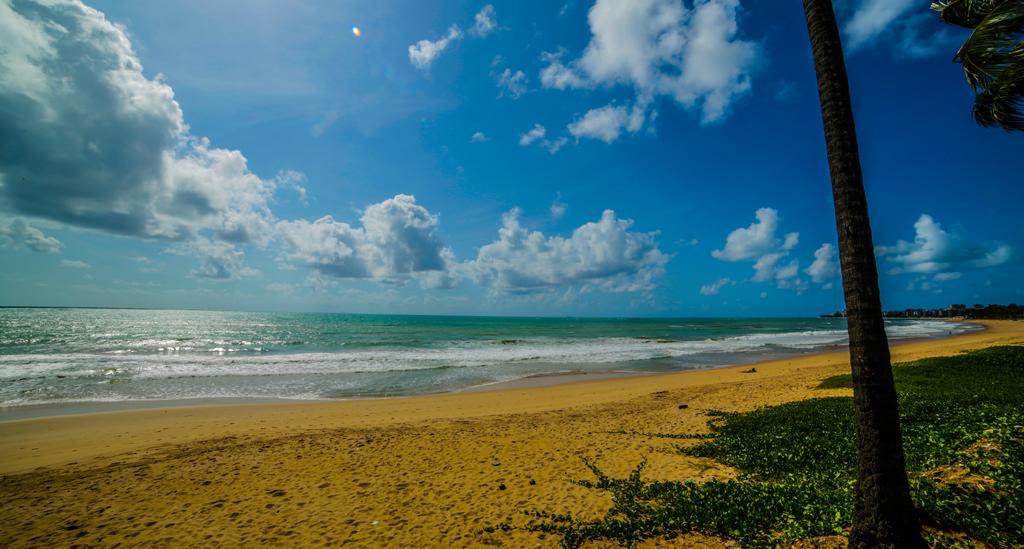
[[524, 346, 1024, 547]]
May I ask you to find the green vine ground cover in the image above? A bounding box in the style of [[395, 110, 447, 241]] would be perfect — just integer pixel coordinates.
[[525, 346, 1024, 547]]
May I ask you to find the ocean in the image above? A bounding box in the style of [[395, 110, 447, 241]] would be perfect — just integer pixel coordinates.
[[0, 308, 979, 410]]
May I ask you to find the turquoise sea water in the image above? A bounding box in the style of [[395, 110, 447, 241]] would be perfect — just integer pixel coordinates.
[[0, 308, 978, 407]]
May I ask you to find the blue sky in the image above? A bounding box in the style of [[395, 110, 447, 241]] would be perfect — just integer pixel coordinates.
[[0, 0, 1021, 316]]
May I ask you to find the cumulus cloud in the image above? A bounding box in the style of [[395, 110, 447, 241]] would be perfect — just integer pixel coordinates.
[[274, 170, 309, 205], [699, 277, 734, 296], [519, 124, 567, 154], [409, 5, 496, 71], [806, 243, 839, 287], [843, 0, 955, 58], [171, 238, 259, 280], [712, 208, 797, 261], [360, 195, 449, 278], [408, 25, 463, 70], [277, 195, 456, 287], [472, 5, 497, 37], [713, 207, 807, 290], [844, 0, 915, 49], [539, 50, 590, 90], [0, 0, 288, 276], [0, 218, 61, 253], [416, 247, 460, 290], [471, 131, 489, 142], [541, 0, 759, 126], [545, 137, 569, 154], [519, 124, 547, 146], [750, 253, 805, 291], [470, 209, 668, 295], [568, 103, 645, 143], [496, 68, 528, 98], [0, 1, 274, 241], [877, 214, 1013, 276]]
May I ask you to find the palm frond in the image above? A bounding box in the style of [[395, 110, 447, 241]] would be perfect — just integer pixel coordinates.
[[973, 61, 1024, 130], [932, 0, 1006, 28], [955, 0, 1024, 89]]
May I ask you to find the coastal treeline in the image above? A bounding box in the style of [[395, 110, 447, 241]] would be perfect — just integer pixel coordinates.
[[888, 303, 1024, 320], [821, 303, 1024, 319], [958, 303, 1023, 320]]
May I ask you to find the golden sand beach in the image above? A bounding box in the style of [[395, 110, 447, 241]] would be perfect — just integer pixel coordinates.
[[1, 320, 1022, 547]]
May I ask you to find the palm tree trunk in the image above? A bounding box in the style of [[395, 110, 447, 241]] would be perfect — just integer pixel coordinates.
[[800, 1, 926, 547]]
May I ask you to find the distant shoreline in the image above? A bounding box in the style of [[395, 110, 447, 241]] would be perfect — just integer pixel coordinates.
[[0, 317, 981, 422], [0, 317, 974, 419], [0, 304, 978, 321]]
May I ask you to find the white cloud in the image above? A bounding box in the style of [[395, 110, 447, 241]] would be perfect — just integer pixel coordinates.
[[844, 0, 915, 50], [541, 0, 760, 126], [699, 277, 734, 296], [976, 246, 1013, 268], [751, 252, 804, 291], [277, 195, 455, 286], [567, 103, 645, 143], [843, 0, 955, 58], [877, 214, 1013, 275], [360, 195, 449, 279], [519, 124, 547, 146], [409, 7, 494, 71], [519, 124, 567, 154], [274, 170, 308, 205], [712, 208, 797, 262], [60, 259, 91, 269], [0, 218, 61, 253], [278, 217, 369, 278], [408, 25, 463, 70], [171, 238, 259, 280], [496, 68, 528, 98], [0, 0, 289, 277], [752, 253, 792, 281], [472, 5, 497, 37], [713, 207, 808, 290], [806, 243, 838, 287], [470, 209, 668, 295], [539, 50, 590, 90], [550, 194, 568, 220], [416, 247, 460, 290], [568, 106, 627, 143], [471, 131, 489, 142], [933, 272, 962, 282], [545, 137, 569, 154]]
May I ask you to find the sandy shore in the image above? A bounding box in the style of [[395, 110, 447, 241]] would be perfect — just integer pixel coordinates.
[[2, 320, 1021, 547]]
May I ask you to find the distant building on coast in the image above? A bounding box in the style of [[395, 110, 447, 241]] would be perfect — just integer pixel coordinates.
[[820, 303, 1021, 320]]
